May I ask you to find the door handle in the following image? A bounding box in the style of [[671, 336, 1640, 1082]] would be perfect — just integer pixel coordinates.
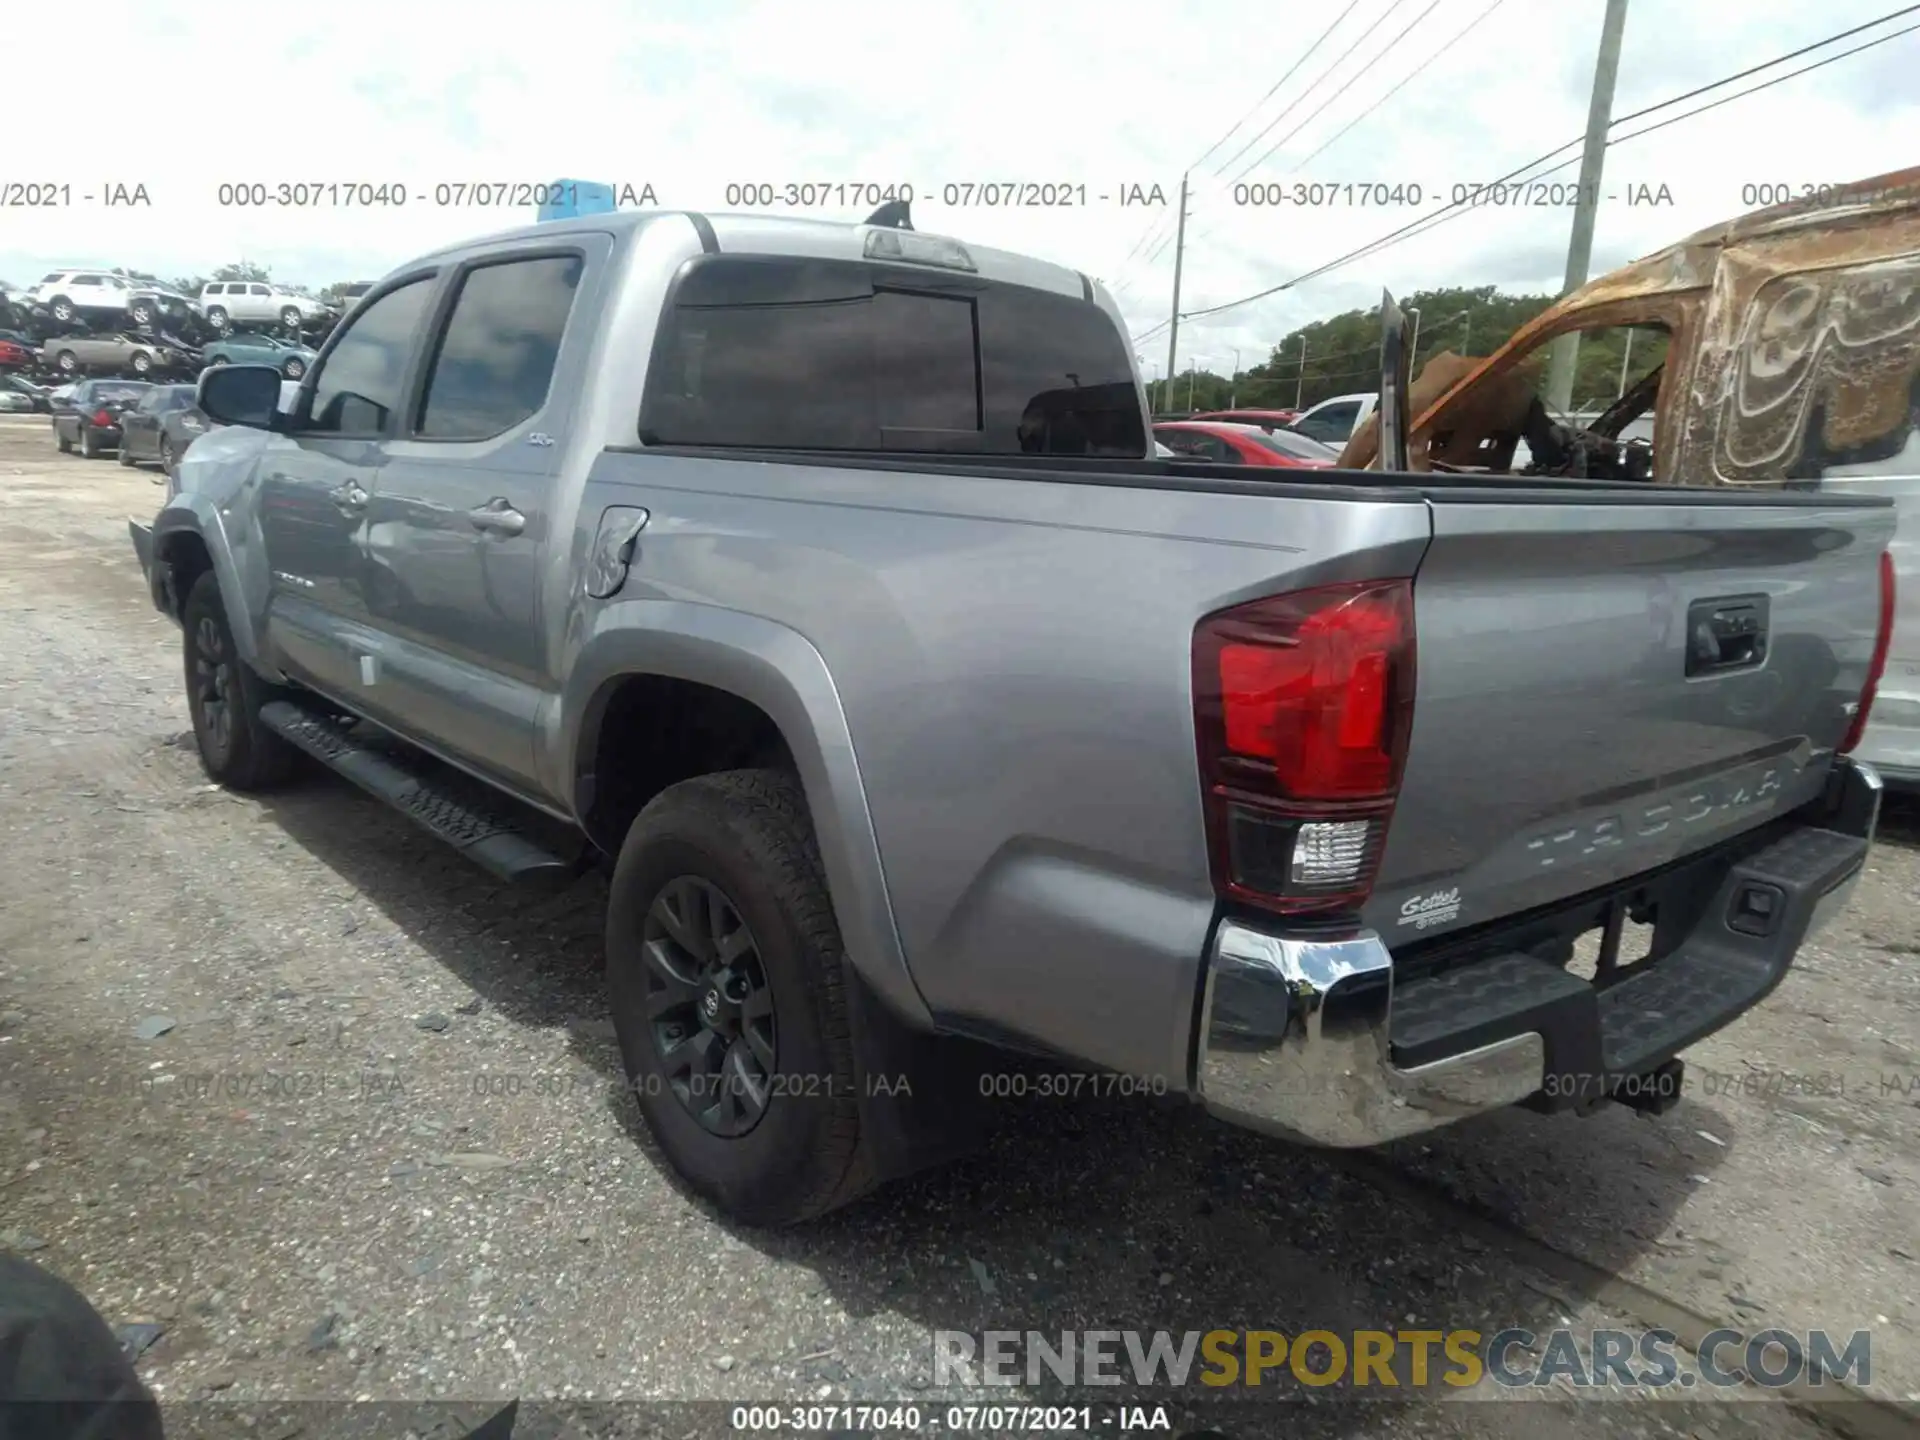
[[330, 478, 368, 514], [468, 497, 526, 536]]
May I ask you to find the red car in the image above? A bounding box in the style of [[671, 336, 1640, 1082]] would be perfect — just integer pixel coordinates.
[[1153, 420, 1338, 468], [1189, 407, 1300, 429], [0, 336, 35, 371]]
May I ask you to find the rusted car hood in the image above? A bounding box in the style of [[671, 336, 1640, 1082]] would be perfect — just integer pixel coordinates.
[[1341, 165, 1920, 479]]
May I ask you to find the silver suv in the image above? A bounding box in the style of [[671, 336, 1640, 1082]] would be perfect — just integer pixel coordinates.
[[199, 281, 330, 331]]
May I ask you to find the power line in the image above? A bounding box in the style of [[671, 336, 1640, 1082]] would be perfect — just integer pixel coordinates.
[[1215, 0, 1417, 177], [1170, 8, 1920, 324], [1288, 0, 1513, 173], [1189, 0, 1367, 174], [1230, 0, 1451, 184]]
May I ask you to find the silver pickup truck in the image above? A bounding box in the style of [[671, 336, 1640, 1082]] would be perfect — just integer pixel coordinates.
[[130, 207, 1897, 1227]]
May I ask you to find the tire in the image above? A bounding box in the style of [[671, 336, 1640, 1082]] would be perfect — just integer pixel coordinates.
[[79, 426, 98, 459], [205, 354, 227, 368], [606, 769, 870, 1227], [279, 306, 302, 329], [50, 297, 74, 324], [56, 429, 72, 454], [159, 436, 174, 478], [206, 306, 229, 332], [283, 357, 306, 380], [131, 302, 154, 327], [180, 572, 298, 791], [117, 441, 134, 466], [56, 351, 77, 374], [130, 351, 152, 376]]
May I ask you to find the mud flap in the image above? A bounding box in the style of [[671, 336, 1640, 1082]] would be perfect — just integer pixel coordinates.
[[845, 967, 1000, 1183]]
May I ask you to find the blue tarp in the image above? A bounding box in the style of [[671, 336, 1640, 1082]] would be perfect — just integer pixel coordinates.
[[538, 179, 616, 222]]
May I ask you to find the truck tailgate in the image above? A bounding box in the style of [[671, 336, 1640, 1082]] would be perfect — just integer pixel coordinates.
[[1364, 488, 1894, 941]]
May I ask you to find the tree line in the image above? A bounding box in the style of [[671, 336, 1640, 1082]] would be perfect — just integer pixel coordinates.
[[1151, 283, 1670, 415]]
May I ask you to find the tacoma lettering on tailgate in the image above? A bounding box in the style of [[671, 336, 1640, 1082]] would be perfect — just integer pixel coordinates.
[[1523, 758, 1796, 871]]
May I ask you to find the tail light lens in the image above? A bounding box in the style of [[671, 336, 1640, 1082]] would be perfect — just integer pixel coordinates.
[[1838, 549, 1896, 756], [1193, 579, 1416, 916], [92, 408, 114, 426]]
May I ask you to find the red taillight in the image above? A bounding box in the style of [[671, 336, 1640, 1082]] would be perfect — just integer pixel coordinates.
[[92, 408, 114, 426], [1194, 580, 1416, 916], [1839, 549, 1896, 756]]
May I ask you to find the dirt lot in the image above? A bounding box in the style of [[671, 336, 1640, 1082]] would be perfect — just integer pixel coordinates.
[[2, 413, 1919, 1440]]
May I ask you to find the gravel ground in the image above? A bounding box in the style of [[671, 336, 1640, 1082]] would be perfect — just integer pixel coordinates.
[[2, 414, 1917, 1440]]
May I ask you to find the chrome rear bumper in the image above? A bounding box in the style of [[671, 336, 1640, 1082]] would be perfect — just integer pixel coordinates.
[[1194, 760, 1882, 1148], [1196, 926, 1544, 1147]]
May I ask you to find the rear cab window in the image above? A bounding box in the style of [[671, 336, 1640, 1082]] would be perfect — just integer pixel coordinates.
[[638, 255, 1145, 457]]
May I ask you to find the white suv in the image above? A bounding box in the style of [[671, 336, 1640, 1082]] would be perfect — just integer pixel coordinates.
[[199, 281, 330, 331], [26, 270, 134, 327]]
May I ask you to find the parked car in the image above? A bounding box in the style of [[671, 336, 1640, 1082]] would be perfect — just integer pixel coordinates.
[[199, 281, 330, 332], [202, 332, 316, 379], [1155, 420, 1336, 467], [127, 284, 202, 331], [1, 375, 51, 413], [41, 333, 190, 379], [134, 213, 1898, 1229], [116, 383, 202, 472], [1287, 391, 1378, 445], [1336, 164, 1920, 792], [0, 387, 38, 414], [24, 270, 136, 327], [0, 333, 34, 371], [53, 378, 150, 456], [335, 281, 375, 315], [1189, 407, 1301, 429]]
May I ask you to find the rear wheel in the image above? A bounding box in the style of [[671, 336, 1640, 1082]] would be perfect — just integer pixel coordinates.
[[50, 297, 74, 324], [56, 429, 72, 454], [180, 572, 298, 791], [159, 436, 175, 478], [206, 306, 229, 332], [283, 357, 306, 380], [117, 440, 134, 466], [130, 301, 155, 327], [606, 770, 870, 1226], [79, 426, 99, 459], [55, 351, 77, 374], [130, 350, 153, 376]]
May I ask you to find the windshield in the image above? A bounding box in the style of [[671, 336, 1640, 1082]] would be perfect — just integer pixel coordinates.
[[1243, 427, 1337, 461]]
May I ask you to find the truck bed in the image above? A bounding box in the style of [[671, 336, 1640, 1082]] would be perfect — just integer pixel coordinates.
[[580, 446, 1894, 1082]]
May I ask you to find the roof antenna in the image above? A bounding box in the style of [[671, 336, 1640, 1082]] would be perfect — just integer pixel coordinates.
[[864, 199, 913, 230]]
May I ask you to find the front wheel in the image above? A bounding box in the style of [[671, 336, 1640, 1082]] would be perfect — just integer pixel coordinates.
[[606, 770, 870, 1227], [79, 426, 99, 459], [205, 306, 229, 332], [159, 436, 175, 478], [117, 441, 134, 466], [50, 298, 74, 324], [131, 302, 154, 326], [180, 573, 299, 791], [55, 351, 77, 374], [283, 357, 306, 380], [130, 351, 152, 376]]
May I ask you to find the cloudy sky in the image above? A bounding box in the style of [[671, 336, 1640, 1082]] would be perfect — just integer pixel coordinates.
[[5, 0, 1915, 376]]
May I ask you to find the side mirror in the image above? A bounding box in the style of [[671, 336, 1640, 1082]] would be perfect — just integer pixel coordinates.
[[1377, 288, 1413, 472], [197, 364, 283, 430]]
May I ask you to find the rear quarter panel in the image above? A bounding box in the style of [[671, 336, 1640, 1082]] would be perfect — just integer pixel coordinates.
[[566, 452, 1429, 1081]]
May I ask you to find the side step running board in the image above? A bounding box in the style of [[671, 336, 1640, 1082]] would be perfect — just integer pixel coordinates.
[[259, 700, 573, 883]]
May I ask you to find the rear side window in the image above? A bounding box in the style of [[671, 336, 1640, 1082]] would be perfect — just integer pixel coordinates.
[[414, 254, 581, 440], [639, 255, 1143, 455]]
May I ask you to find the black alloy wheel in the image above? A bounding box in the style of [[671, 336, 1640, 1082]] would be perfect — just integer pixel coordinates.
[[643, 875, 777, 1137], [190, 610, 236, 761]]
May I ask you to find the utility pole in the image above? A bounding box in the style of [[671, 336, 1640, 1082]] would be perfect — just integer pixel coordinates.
[[1294, 335, 1308, 409], [1545, 0, 1630, 413], [1408, 308, 1423, 370], [1616, 325, 1635, 398], [1165, 173, 1189, 415], [1230, 348, 1241, 407]]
